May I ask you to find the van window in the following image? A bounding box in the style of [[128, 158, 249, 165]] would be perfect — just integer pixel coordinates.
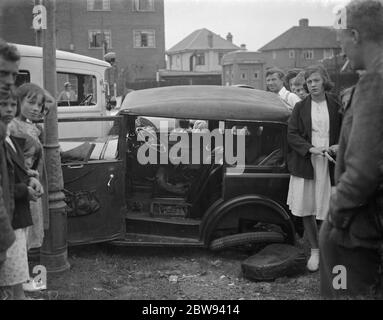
[[57, 72, 97, 107], [15, 70, 30, 87]]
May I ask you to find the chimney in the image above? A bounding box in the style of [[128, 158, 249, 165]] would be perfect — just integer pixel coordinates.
[[240, 44, 247, 51], [299, 18, 309, 27], [208, 32, 213, 48], [226, 32, 233, 43]]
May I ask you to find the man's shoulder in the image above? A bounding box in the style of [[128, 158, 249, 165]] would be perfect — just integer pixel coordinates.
[[357, 71, 383, 90], [352, 72, 383, 115]]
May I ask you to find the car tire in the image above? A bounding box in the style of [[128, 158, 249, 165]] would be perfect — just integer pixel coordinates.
[[241, 244, 306, 281], [209, 231, 285, 251]]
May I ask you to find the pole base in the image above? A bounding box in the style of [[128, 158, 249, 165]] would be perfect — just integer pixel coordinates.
[[40, 249, 70, 274]]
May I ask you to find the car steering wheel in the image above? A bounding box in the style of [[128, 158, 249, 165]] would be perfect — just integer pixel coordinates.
[[257, 149, 282, 166], [79, 94, 93, 106], [136, 127, 167, 153]]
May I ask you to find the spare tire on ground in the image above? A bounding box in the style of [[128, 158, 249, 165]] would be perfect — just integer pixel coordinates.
[[241, 243, 306, 282], [209, 231, 285, 251]]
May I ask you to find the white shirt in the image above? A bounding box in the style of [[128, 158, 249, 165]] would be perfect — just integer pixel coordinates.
[[278, 87, 301, 111]]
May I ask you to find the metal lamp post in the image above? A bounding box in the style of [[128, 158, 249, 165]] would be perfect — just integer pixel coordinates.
[[39, 0, 70, 273]]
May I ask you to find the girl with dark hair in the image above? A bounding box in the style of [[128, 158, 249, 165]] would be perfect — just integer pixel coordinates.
[[286, 65, 342, 272]]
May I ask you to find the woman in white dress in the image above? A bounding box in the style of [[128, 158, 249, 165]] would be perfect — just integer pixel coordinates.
[[286, 65, 342, 272]]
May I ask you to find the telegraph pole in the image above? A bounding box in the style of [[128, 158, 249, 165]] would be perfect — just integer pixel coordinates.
[[40, 0, 70, 274]]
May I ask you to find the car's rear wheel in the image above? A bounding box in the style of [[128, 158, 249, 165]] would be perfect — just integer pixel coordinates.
[[209, 231, 285, 251]]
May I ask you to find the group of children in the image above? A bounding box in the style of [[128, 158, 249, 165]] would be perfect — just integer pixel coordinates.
[[0, 82, 52, 300]]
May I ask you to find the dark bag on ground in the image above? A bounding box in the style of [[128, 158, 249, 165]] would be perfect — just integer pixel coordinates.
[[64, 189, 100, 217], [241, 243, 306, 281]]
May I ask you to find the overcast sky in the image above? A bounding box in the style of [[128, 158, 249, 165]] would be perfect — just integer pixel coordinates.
[[164, 0, 349, 51]]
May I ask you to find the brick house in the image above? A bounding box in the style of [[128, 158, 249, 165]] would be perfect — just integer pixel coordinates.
[[159, 29, 240, 85], [221, 50, 265, 90], [258, 18, 341, 71], [0, 0, 166, 89]]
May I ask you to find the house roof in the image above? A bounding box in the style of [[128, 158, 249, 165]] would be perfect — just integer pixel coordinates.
[[167, 28, 240, 54], [258, 26, 339, 51], [222, 50, 265, 65]]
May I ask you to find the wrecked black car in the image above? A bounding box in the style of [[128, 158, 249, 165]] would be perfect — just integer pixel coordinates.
[[59, 85, 296, 250]]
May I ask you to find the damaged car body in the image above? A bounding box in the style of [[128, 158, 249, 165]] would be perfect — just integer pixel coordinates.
[[60, 85, 296, 250]]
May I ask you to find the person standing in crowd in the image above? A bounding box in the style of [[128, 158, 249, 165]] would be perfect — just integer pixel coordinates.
[[0, 87, 42, 300], [320, 0, 383, 298], [0, 40, 19, 299], [290, 71, 309, 101], [9, 83, 51, 292], [285, 68, 303, 91], [0, 121, 15, 270], [265, 67, 301, 111], [287, 65, 342, 272], [0, 41, 19, 96]]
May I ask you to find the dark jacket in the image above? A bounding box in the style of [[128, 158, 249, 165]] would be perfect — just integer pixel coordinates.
[[5, 136, 33, 230], [0, 139, 15, 263], [328, 53, 383, 249], [287, 93, 342, 186]]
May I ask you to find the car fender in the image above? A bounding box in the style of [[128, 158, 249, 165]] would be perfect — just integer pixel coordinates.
[[200, 194, 295, 245]]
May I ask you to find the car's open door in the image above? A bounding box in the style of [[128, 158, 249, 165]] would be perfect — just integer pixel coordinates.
[[58, 116, 126, 245]]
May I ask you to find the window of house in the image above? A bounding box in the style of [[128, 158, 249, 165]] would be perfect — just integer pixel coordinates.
[[132, 0, 154, 11], [89, 30, 112, 49], [196, 53, 205, 66], [323, 49, 334, 59], [87, 0, 110, 11], [303, 50, 314, 60], [241, 73, 247, 80], [218, 52, 225, 65], [272, 51, 276, 59], [253, 71, 259, 79], [289, 50, 295, 59], [56, 72, 97, 107], [133, 30, 156, 48]]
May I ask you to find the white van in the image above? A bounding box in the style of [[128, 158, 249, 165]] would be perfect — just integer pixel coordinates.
[[14, 43, 115, 138]]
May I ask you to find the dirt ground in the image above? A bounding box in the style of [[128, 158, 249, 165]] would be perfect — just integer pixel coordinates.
[[27, 242, 321, 300]]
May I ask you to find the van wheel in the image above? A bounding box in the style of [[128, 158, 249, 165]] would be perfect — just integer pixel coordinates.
[[209, 231, 285, 251]]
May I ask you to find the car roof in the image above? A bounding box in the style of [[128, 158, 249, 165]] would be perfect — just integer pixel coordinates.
[[231, 84, 255, 89], [120, 85, 290, 123], [13, 43, 110, 68]]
